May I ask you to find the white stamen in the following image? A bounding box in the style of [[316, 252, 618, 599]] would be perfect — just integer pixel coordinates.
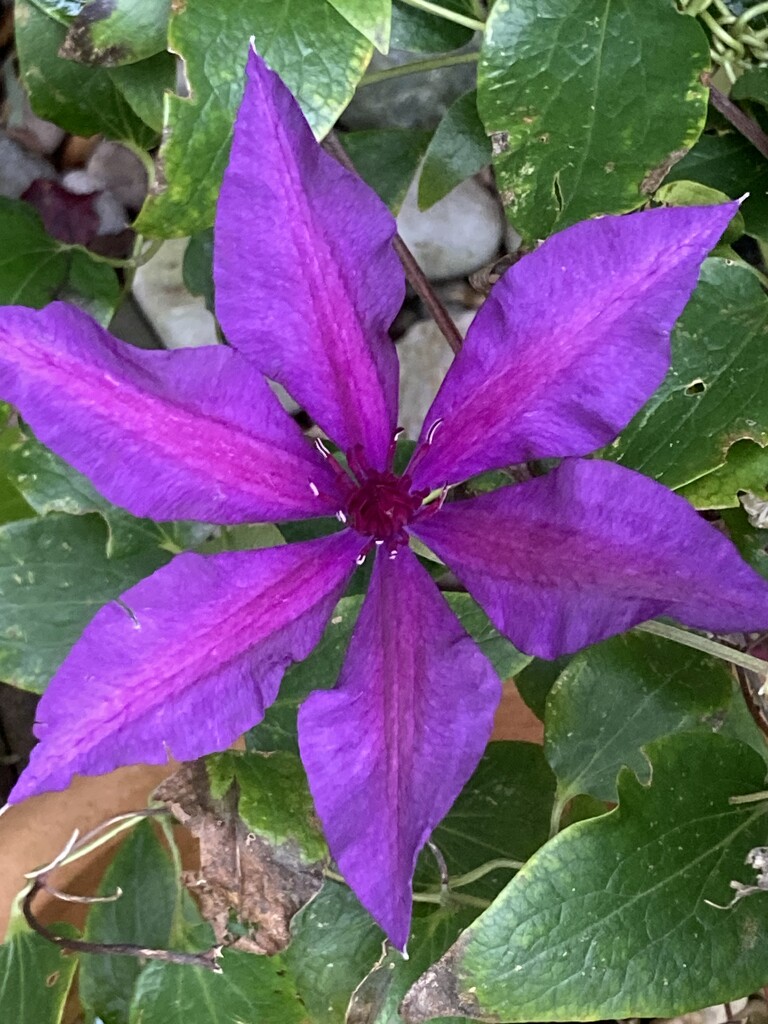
[[336, 510, 348, 523], [389, 549, 398, 560], [309, 481, 320, 497], [375, 539, 384, 546], [356, 553, 367, 566], [393, 427, 405, 440], [315, 438, 331, 459], [426, 418, 444, 445]]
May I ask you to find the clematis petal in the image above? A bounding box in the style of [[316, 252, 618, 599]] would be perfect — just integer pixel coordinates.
[[215, 49, 403, 470], [298, 546, 501, 950], [0, 302, 346, 523], [409, 203, 738, 492], [8, 531, 363, 805], [411, 459, 768, 659]]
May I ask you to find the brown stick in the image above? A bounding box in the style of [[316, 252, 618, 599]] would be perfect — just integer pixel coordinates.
[[705, 77, 768, 161], [323, 132, 464, 355], [21, 808, 223, 973]]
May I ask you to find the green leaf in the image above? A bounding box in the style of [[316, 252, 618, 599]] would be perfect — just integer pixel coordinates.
[[545, 633, 732, 804], [79, 820, 177, 1024], [444, 593, 531, 680], [350, 904, 477, 1024], [0, 198, 119, 318], [194, 523, 284, 554], [0, 929, 78, 1024], [0, 429, 209, 558], [514, 656, 570, 721], [477, 0, 709, 242], [607, 258, 768, 490], [654, 179, 745, 243], [246, 593, 364, 754], [135, 0, 373, 238], [403, 733, 768, 1022], [182, 229, 215, 314], [732, 66, 768, 107], [16, 0, 157, 146], [284, 881, 384, 1024], [418, 90, 490, 208], [416, 741, 556, 901], [206, 750, 327, 863], [128, 948, 307, 1024], [60, 0, 169, 67], [665, 131, 768, 242], [0, 424, 36, 526], [340, 129, 432, 213], [390, 0, 474, 52], [680, 438, 768, 510], [108, 51, 177, 133], [246, 592, 529, 753], [0, 512, 169, 692], [327, 0, 392, 52]]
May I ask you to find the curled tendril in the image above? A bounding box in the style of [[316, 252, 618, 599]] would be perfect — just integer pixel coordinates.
[[680, 0, 768, 81]]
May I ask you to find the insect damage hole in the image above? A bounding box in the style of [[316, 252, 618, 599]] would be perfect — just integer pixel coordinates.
[[685, 378, 707, 396]]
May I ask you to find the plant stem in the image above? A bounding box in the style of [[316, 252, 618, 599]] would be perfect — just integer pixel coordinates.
[[323, 132, 463, 354], [704, 76, 768, 161], [634, 620, 768, 678], [398, 0, 485, 32], [729, 789, 768, 805], [549, 792, 568, 839], [448, 858, 524, 888], [359, 51, 479, 88]]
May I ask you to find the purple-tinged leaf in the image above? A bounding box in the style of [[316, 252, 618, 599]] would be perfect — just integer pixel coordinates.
[[0, 302, 345, 523], [409, 204, 738, 492], [298, 547, 501, 950], [215, 49, 403, 470], [9, 532, 363, 804], [22, 179, 101, 247], [411, 458, 768, 659]]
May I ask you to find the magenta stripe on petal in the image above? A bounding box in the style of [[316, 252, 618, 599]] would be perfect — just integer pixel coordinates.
[[410, 203, 738, 491], [215, 49, 403, 469], [298, 546, 501, 950], [412, 459, 768, 659], [0, 302, 346, 523], [8, 532, 363, 804]]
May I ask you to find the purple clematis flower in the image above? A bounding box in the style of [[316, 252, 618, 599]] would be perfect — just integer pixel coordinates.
[[1, 49, 768, 950]]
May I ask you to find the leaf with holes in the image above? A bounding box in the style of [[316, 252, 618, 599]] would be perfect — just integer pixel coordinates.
[[477, 0, 709, 241], [680, 440, 768, 510], [135, 0, 373, 237], [606, 258, 768, 490], [544, 632, 732, 806], [403, 733, 768, 1022]]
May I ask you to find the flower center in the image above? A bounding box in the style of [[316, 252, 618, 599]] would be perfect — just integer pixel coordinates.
[[346, 470, 424, 543]]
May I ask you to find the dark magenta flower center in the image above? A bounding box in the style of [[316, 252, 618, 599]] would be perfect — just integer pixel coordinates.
[[346, 470, 425, 542]]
